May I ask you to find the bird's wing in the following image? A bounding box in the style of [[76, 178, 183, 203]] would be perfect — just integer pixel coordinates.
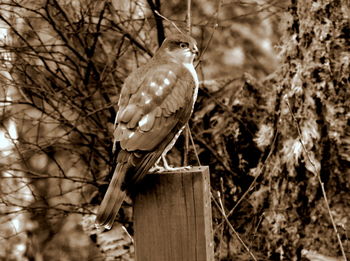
[[114, 62, 195, 152]]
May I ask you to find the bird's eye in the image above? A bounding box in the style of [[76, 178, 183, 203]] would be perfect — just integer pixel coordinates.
[[179, 42, 188, 49]]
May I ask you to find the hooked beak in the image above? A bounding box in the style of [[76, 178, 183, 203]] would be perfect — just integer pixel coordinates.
[[191, 45, 199, 56]]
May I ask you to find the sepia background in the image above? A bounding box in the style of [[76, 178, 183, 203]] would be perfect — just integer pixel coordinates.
[[0, 0, 349, 260]]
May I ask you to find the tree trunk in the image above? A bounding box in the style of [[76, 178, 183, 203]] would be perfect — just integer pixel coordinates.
[[262, 0, 350, 259]]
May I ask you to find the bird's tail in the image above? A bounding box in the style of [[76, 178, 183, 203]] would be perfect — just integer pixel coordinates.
[[95, 163, 128, 230]]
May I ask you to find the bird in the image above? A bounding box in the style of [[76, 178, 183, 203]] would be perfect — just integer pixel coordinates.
[[95, 32, 199, 230]]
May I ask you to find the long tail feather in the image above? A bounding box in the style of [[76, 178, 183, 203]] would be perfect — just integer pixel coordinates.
[[95, 164, 128, 230]]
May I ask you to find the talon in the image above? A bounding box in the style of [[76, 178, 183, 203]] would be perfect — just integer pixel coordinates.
[[149, 164, 163, 173], [165, 166, 191, 171], [156, 165, 192, 173], [150, 155, 191, 173]]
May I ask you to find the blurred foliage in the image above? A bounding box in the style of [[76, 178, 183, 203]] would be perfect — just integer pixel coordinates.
[[0, 0, 349, 260]]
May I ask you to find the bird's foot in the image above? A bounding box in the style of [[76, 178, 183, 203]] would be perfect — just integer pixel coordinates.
[[149, 154, 191, 173], [150, 163, 191, 173], [149, 164, 165, 173], [161, 165, 192, 172]]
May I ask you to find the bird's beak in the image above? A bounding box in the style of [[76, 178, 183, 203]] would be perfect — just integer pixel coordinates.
[[191, 45, 199, 56]]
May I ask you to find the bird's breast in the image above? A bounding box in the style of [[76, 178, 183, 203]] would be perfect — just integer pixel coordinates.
[[183, 62, 199, 88], [183, 62, 199, 113]]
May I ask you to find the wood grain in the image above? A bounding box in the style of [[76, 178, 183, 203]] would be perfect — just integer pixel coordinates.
[[134, 166, 214, 261]]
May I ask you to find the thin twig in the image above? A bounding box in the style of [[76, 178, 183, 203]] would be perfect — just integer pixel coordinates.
[[216, 130, 278, 230], [184, 125, 189, 166], [194, 134, 236, 175], [186, 0, 192, 34], [107, 2, 154, 57], [183, 0, 192, 165], [154, 10, 183, 34], [195, 0, 221, 65], [285, 98, 347, 261], [213, 191, 258, 261], [218, 177, 225, 257], [187, 123, 201, 166]]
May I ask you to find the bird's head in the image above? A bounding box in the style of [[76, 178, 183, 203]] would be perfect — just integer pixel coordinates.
[[156, 33, 199, 64]]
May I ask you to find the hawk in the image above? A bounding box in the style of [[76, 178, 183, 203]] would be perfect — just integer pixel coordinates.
[[95, 33, 199, 229]]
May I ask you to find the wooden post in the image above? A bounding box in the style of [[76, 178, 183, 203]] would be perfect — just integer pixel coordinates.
[[134, 166, 214, 261]]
